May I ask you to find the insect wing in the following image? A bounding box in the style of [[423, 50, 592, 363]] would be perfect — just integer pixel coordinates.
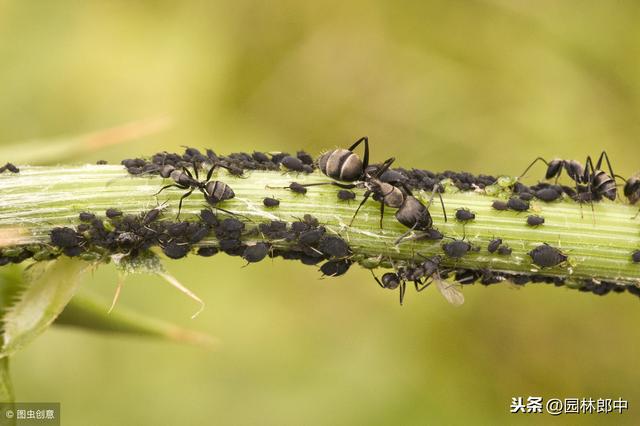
[[436, 278, 465, 306]]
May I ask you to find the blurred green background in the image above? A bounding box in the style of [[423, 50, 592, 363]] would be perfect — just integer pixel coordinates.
[[2, 1, 640, 424]]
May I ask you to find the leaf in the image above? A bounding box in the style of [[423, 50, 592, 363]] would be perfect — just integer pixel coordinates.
[[0, 258, 88, 357], [0, 357, 14, 404], [55, 291, 216, 348]]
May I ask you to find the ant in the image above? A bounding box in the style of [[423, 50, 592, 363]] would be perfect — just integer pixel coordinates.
[[155, 163, 236, 218], [520, 151, 617, 201]]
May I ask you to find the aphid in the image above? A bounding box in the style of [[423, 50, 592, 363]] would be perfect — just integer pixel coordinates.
[[492, 200, 508, 211], [632, 250, 640, 263], [96, 160, 108, 165], [296, 151, 314, 165], [200, 209, 218, 227], [252, 151, 270, 163], [455, 208, 475, 222], [497, 246, 512, 256], [535, 187, 563, 202], [442, 239, 471, 259], [155, 164, 236, 218], [371, 271, 405, 305], [50, 227, 80, 248], [106, 208, 123, 218], [518, 192, 534, 201], [298, 228, 326, 246], [487, 238, 502, 253], [526, 215, 545, 227], [337, 190, 356, 201], [243, 243, 270, 263], [162, 241, 191, 259], [320, 259, 352, 277], [79, 212, 96, 222], [263, 197, 280, 207], [288, 182, 307, 194], [0, 162, 19, 173], [507, 197, 529, 212], [281, 156, 305, 172], [318, 136, 369, 182], [318, 236, 350, 258], [528, 243, 567, 268], [197, 246, 219, 257]]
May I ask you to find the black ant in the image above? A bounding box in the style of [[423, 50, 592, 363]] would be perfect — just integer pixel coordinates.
[[520, 151, 617, 201], [621, 175, 640, 218], [155, 164, 236, 218]]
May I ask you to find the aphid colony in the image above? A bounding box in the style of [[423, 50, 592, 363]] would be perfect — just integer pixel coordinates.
[[1, 142, 636, 305]]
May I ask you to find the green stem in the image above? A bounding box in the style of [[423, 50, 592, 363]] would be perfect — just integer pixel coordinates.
[[1, 165, 639, 286]]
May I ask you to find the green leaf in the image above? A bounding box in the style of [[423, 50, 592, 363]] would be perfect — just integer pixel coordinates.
[[0, 357, 14, 404], [55, 291, 216, 348], [0, 258, 88, 357]]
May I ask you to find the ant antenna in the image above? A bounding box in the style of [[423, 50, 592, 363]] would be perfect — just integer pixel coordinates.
[[519, 157, 549, 180]]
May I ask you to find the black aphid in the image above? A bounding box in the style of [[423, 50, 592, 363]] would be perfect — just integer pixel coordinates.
[[219, 239, 243, 253], [197, 246, 219, 257], [106, 208, 123, 218], [507, 197, 529, 212], [318, 236, 351, 258], [320, 259, 352, 277], [535, 187, 563, 202], [298, 228, 326, 246], [79, 212, 96, 222], [442, 239, 471, 259], [51, 227, 80, 248], [200, 209, 218, 227], [96, 160, 108, 165], [455, 208, 475, 222], [263, 197, 280, 207], [492, 200, 508, 211], [487, 238, 502, 253], [243, 243, 270, 263], [497, 246, 512, 256], [528, 243, 567, 268], [518, 192, 534, 201], [632, 250, 640, 263], [526, 215, 545, 227], [143, 207, 163, 224], [296, 151, 314, 165], [162, 241, 191, 259], [281, 156, 305, 172], [337, 190, 356, 201], [288, 182, 307, 194]]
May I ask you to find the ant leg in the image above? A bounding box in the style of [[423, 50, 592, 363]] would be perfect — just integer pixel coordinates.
[[372, 157, 396, 179], [595, 151, 616, 179], [399, 281, 406, 305], [214, 206, 251, 222], [633, 208, 640, 219], [394, 223, 418, 246], [154, 183, 183, 197], [415, 279, 432, 292], [175, 188, 194, 219], [370, 270, 384, 288], [183, 167, 194, 180], [206, 164, 216, 181], [519, 157, 549, 179], [379, 202, 385, 229], [347, 136, 369, 170], [349, 190, 372, 226], [424, 184, 448, 223]]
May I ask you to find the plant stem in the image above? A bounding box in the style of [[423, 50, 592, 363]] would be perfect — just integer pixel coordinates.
[[1, 165, 639, 287]]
